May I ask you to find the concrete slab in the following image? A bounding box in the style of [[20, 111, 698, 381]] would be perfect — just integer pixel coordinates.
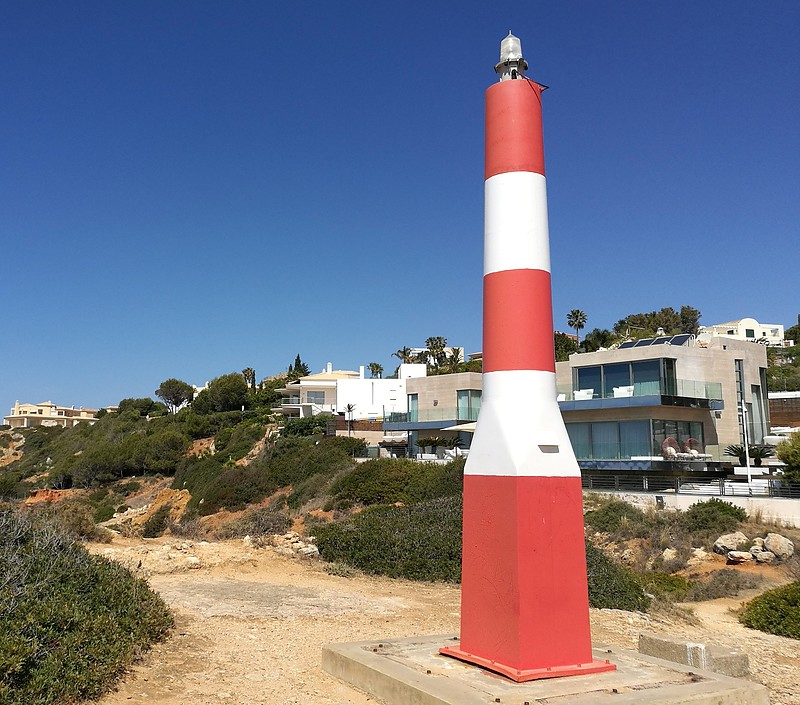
[[638, 632, 751, 678], [322, 634, 770, 705]]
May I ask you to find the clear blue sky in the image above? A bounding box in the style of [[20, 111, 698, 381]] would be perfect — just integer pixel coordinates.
[[2, 2, 798, 409]]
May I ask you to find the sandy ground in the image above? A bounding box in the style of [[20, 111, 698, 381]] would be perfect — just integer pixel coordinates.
[[90, 537, 800, 705]]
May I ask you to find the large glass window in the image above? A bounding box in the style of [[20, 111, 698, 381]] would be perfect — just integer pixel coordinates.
[[632, 360, 661, 396], [407, 394, 418, 422], [575, 366, 601, 398], [591, 422, 619, 459], [662, 358, 677, 395], [603, 364, 631, 398], [306, 391, 325, 405], [566, 423, 591, 459], [619, 421, 650, 457], [457, 390, 481, 420]]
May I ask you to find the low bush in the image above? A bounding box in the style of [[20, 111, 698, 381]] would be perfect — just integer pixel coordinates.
[[638, 572, 694, 601], [30, 500, 108, 542], [316, 497, 650, 611], [315, 496, 463, 582], [283, 414, 334, 437], [216, 507, 291, 539], [679, 498, 747, 536], [585, 542, 650, 611], [739, 581, 800, 639], [330, 457, 464, 507], [92, 502, 115, 523], [141, 504, 171, 538], [0, 473, 22, 500], [584, 498, 647, 535], [0, 510, 173, 704], [684, 569, 761, 602]]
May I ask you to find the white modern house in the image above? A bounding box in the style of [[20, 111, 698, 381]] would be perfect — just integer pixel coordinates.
[[699, 317, 792, 348], [4, 401, 99, 429], [273, 362, 427, 420]]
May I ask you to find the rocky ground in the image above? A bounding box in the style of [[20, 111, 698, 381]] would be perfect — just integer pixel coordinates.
[[85, 535, 800, 705]]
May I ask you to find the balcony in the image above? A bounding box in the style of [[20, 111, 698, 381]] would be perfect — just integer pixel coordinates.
[[558, 378, 723, 410], [384, 406, 479, 425]]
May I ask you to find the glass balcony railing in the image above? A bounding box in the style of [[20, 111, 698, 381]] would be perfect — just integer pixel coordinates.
[[559, 378, 722, 402], [384, 407, 479, 424]]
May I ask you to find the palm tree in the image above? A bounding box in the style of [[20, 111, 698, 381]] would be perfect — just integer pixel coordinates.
[[441, 348, 463, 374], [581, 328, 615, 353], [344, 403, 356, 437], [566, 310, 587, 348], [368, 362, 383, 378], [241, 367, 256, 390], [393, 347, 414, 364]]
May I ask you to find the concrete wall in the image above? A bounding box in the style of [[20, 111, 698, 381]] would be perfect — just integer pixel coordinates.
[[587, 489, 800, 527], [335, 378, 407, 418], [406, 373, 482, 413]]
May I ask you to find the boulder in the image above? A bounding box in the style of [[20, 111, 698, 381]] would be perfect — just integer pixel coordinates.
[[687, 548, 710, 567], [727, 551, 754, 564], [764, 533, 794, 561], [661, 548, 678, 562], [713, 532, 749, 555], [754, 551, 777, 564]]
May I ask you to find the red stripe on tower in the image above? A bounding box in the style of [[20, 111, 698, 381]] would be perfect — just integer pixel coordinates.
[[440, 33, 616, 681]]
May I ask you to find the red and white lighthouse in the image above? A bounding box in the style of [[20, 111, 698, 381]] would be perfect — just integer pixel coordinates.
[[440, 33, 616, 682]]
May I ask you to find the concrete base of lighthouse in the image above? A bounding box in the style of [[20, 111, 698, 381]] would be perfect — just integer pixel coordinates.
[[322, 635, 769, 705]]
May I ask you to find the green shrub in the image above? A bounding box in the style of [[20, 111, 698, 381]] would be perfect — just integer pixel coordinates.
[[685, 569, 761, 601], [584, 498, 647, 535], [585, 542, 650, 610], [30, 501, 107, 541], [679, 498, 747, 536], [216, 507, 290, 539], [739, 581, 800, 639], [0, 510, 173, 704], [116, 480, 141, 495], [321, 435, 368, 456], [315, 496, 463, 582], [638, 572, 693, 600], [0, 473, 22, 499], [330, 457, 464, 507], [93, 502, 115, 523], [141, 504, 171, 538], [316, 497, 649, 611], [330, 458, 419, 505], [283, 414, 334, 437], [198, 465, 279, 515]]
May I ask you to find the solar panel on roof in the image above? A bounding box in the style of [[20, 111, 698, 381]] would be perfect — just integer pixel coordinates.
[[617, 334, 694, 349]]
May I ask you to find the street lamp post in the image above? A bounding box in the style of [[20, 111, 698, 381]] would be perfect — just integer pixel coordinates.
[[741, 401, 751, 485]]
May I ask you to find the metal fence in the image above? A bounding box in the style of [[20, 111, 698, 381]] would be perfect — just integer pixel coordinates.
[[581, 473, 800, 499]]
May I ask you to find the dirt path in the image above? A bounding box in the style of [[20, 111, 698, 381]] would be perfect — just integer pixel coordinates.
[[92, 537, 800, 705]]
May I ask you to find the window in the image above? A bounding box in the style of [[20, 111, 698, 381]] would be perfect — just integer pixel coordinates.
[[566, 423, 591, 458], [619, 421, 650, 458], [603, 364, 631, 398], [407, 394, 418, 422], [591, 422, 619, 458], [306, 391, 325, 405], [575, 366, 601, 397], [745, 328, 755, 338], [457, 390, 481, 420], [632, 360, 661, 395]]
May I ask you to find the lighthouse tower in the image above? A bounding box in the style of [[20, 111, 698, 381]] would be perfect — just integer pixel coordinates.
[[440, 33, 616, 682]]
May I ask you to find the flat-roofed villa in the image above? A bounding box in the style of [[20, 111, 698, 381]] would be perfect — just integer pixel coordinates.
[[4, 401, 100, 429]]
